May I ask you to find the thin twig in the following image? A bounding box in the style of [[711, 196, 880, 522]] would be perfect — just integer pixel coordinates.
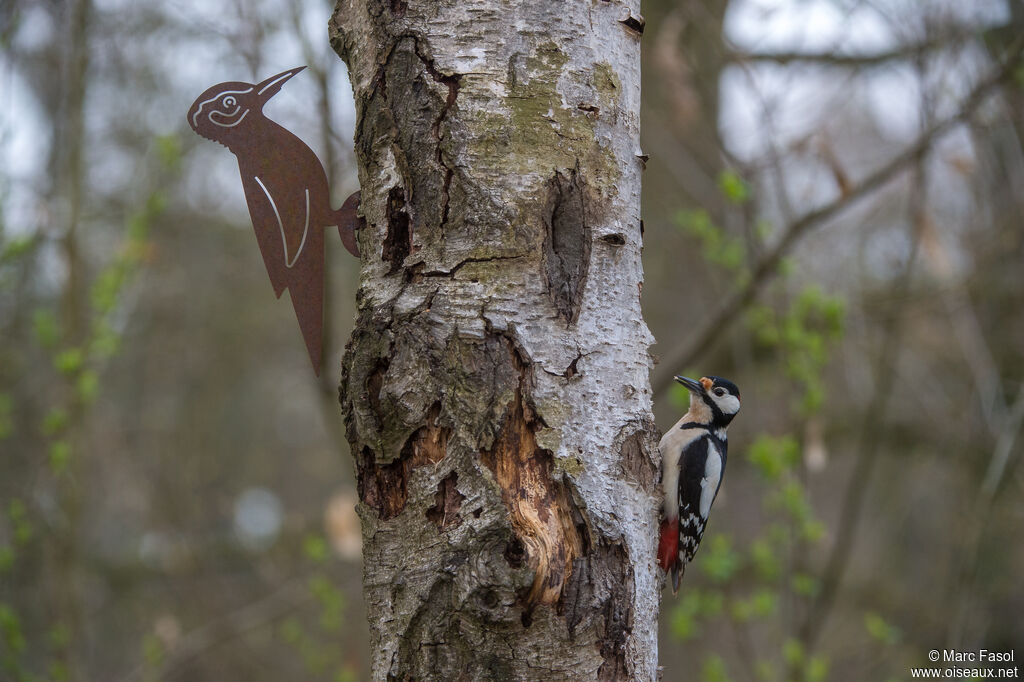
[[119, 578, 311, 682]]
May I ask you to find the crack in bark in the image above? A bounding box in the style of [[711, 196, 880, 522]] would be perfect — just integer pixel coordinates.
[[412, 36, 461, 234], [543, 168, 592, 325], [383, 185, 412, 272], [425, 471, 465, 530], [422, 255, 526, 278], [540, 350, 588, 380], [561, 541, 635, 681]]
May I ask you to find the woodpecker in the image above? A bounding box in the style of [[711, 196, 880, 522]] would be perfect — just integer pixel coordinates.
[[187, 66, 360, 375], [658, 375, 741, 592]]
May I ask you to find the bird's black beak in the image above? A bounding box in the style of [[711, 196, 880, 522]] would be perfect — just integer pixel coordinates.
[[674, 376, 704, 394], [256, 66, 306, 103]]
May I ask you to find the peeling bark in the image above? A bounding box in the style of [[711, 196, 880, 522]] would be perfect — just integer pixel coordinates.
[[332, 0, 658, 678]]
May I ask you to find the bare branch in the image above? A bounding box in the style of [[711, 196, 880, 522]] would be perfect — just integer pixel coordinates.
[[652, 40, 1024, 395], [119, 578, 311, 682], [726, 27, 993, 68]]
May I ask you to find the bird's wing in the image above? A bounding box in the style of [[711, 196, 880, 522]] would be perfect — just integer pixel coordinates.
[[241, 173, 324, 374], [252, 175, 311, 269], [678, 435, 714, 564]]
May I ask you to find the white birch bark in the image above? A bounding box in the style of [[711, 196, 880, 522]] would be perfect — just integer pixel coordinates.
[[331, 0, 659, 678]]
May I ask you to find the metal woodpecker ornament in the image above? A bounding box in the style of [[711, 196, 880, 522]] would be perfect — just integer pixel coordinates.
[[187, 66, 361, 375]]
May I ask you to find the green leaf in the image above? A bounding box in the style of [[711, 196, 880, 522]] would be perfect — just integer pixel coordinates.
[[48, 623, 71, 649], [702, 654, 732, 682], [0, 603, 26, 655], [806, 655, 830, 682], [303, 534, 329, 563], [155, 135, 183, 171], [89, 320, 121, 358], [49, 441, 71, 475], [42, 408, 69, 436], [0, 546, 14, 573], [669, 591, 702, 640], [700, 534, 740, 583], [783, 638, 804, 666], [792, 573, 819, 597], [0, 236, 35, 263], [279, 617, 302, 645], [91, 264, 128, 315], [864, 611, 901, 645], [676, 208, 714, 237], [308, 575, 345, 632], [54, 348, 84, 375], [8, 499, 32, 545], [751, 588, 778, 617], [718, 169, 751, 204], [77, 369, 99, 404], [747, 435, 800, 480], [32, 309, 60, 349], [750, 538, 781, 581], [142, 633, 163, 667], [48, 661, 70, 682]]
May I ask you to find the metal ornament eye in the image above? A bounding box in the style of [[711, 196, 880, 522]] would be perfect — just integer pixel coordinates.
[[224, 96, 236, 108]]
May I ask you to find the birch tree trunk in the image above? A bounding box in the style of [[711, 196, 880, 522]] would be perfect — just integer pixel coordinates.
[[330, 1, 659, 679]]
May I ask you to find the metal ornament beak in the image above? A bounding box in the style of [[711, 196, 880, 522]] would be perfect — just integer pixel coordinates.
[[256, 66, 307, 102], [673, 376, 704, 393]]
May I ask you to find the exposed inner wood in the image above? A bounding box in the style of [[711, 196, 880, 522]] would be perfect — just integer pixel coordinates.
[[357, 404, 449, 520], [481, 387, 583, 607]]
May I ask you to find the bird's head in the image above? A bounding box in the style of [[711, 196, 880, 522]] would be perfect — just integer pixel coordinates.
[[187, 66, 306, 146], [675, 375, 741, 427]]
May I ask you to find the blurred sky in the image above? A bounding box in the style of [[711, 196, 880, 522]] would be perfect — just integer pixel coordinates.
[[0, 0, 1009, 244]]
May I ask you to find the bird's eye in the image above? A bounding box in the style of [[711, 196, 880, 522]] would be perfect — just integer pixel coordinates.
[[714, 388, 726, 397], [223, 96, 236, 108]]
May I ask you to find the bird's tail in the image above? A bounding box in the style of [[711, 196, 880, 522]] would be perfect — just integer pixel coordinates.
[[287, 231, 325, 375], [658, 517, 682, 593], [334, 191, 361, 258]]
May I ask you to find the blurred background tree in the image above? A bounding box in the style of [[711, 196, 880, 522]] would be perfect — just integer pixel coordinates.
[[1, 0, 1021, 680]]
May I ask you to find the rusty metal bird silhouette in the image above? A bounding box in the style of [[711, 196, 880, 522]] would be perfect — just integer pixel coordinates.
[[187, 66, 361, 375]]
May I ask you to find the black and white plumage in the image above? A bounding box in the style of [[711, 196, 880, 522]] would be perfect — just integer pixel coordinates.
[[658, 375, 741, 593]]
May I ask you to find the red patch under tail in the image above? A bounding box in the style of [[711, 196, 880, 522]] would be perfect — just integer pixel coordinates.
[[658, 517, 679, 573]]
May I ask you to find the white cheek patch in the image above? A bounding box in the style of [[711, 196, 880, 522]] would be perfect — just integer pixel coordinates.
[[715, 394, 741, 415], [699, 443, 722, 519]]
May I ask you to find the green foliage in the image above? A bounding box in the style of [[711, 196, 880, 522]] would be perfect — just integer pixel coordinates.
[[701, 534, 741, 583], [7, 500, 32, 546], [748, 435, 800, 480], [0, 161, 164, 679], [48, 441, 71, 476], [702, 654, 733, 682], [303, 534, 329, 563], [41, 408, 69, 436], [676, 209, 747, 273], [747, 285, 844, 414], [31, 310, 60, 349], [669, 591, 703, 640], [718, 170, 751, 205], [864, 611, 901, 645], [308, 575, 346, 633], [53, 348, 84, 375], [0, 236, 35, 264], [663, 176, 900, 682]]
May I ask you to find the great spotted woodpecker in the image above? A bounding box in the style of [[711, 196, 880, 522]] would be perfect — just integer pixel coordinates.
[[658, 375, 741, 592]]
